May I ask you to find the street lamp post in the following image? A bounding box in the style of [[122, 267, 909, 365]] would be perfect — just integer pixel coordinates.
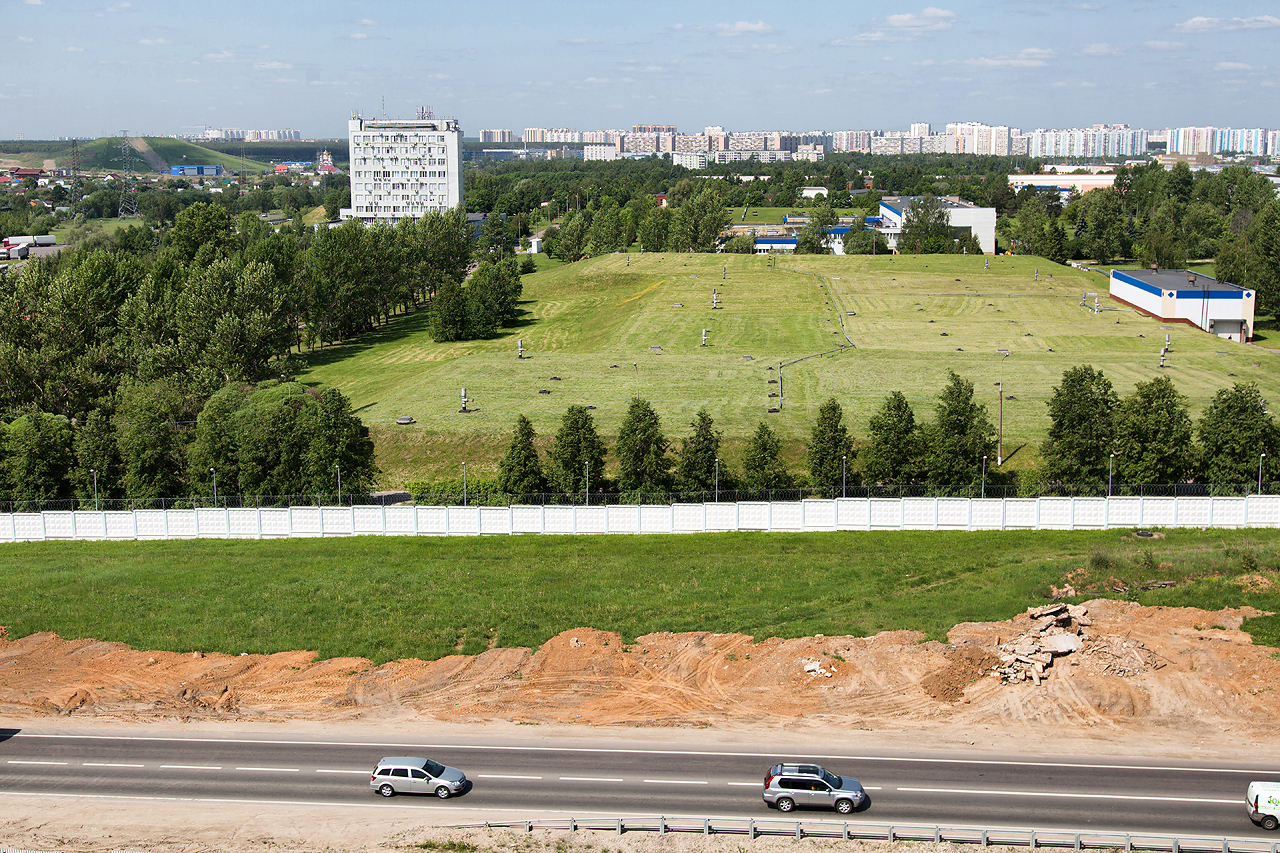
[[1261, 452, 1268, 495], [981, 456, 987, 499], [996, 349, 1010, 465], [462, 462, 467, 507], [335, 463, 342, 506], [633, 363, 639, 399], [90, 468, 98, 511], [1109, 452, 1116, 497], [585, 461, 590, 507], [842, 455, 847, 498], [209, 467, 217, 508], [714, 458, 720, 502]]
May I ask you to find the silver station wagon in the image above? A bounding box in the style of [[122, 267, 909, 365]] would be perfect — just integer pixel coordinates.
[[762, 763, 867, 814], [370, 756, 469, 798]]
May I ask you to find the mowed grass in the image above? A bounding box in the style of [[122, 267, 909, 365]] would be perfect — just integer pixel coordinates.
[[299, 253, 1279, 485], [3, 529, 1278, 662]]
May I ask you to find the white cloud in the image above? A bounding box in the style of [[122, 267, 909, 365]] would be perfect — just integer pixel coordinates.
[[96, 2, 133, 15], [359, 18, 377, 25], [64, 46, 85, 52], [23, 0, 43, 5], [254, 60, 293, 69], [672, 20, 775, 37], [349, 32, 369, 39], [175, 77, 199, 83], [16, 35, 35, 42], [1143, 40, 1184, 50], [1173, 15, 1280, 33], [1215, 61, 1254, 71], [1081, 42, 1122, 56], [204, 49, 234, 61], [137, 38, 170, 45], [831, 31, 890, 44], [884, 7, 957, 32], [966, 48, 1052, 67]]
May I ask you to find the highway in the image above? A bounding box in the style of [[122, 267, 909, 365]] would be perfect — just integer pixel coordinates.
[[1, 727, 1277, 838]]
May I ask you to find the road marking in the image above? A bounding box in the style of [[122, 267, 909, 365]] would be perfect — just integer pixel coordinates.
[[897, 787, 1238, 804], [236, 767, 300, 773], [17, 733, 1276, 777], [83, 763, 145, 768], [316, 769, 370, 775], [560, 776, 624, 783], [7, 760, 68, 766], [644, 779, 708, 785], [477, 774, 543, 780], [160, 765, 221, 770], [727, 782, 759, 787]]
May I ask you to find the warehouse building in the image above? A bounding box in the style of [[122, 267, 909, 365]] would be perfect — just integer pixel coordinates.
[[1109, 268, 1256, 342]]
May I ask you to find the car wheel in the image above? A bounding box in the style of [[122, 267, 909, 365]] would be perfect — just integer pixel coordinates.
[[776, 797, 795, 813], [836, 799, 854, 815], [1262, 815, 1279, 831], [436, 785, 451, 799], [378, 784, 395, 798]]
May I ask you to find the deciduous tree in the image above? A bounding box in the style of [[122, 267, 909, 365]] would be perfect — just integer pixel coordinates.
[[616, 397, 671, 491], [498, 415, 547, 495], [1113, 375, 1196, 485], [807, 398, 853, 492], [1040, 366, 1119, 483]]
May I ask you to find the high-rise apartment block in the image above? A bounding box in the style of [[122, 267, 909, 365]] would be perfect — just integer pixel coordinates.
[[342, 115, 463, 225], [479, 129, 514, 143]]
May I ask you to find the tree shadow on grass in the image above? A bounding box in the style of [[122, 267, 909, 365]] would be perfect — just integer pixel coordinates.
[[304, 308, 434, 370]]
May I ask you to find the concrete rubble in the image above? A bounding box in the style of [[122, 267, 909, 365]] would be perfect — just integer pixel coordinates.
[[993, 602, 1091, 686]]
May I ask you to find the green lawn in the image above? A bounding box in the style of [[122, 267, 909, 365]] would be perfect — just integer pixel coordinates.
[[729, 206, 871, 224], [299, 253, 1278, 486], [3, 528, 1277, 662]]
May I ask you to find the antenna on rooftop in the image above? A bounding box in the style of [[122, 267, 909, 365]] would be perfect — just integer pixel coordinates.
[[417, 105, 435, 120]]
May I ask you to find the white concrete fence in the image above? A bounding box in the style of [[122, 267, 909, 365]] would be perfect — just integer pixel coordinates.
[[2, 495, 1279, 542]]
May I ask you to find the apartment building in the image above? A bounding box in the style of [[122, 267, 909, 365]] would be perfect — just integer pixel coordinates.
[[342, 115, 463, 224]]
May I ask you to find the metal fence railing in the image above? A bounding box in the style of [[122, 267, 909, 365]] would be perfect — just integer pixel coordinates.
[[468, 816, 1280, 852]]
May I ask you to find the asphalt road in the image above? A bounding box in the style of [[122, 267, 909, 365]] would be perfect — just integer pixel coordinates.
[[1, 728, 1277, 839]]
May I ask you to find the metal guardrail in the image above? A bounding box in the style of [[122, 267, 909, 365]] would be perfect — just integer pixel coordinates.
[[466, 817, 1280, 852]]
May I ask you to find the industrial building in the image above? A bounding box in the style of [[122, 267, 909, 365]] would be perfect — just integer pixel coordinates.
[[341, 114, 463, 224], [876, 196, 997, 255], [1109, 268, 1256, 342]]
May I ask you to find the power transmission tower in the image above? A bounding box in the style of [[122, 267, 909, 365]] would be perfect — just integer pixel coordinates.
[[68, 138, 83, 213], [117, 132, 139, 218]]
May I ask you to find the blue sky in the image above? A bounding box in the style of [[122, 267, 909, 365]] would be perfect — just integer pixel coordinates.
[[5, 0, 1277, 139]]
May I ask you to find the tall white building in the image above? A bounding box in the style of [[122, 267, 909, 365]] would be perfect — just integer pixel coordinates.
[[342, 115, 464, 224]]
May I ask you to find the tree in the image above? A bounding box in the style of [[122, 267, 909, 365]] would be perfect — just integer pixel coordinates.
[[1113, 375, 1196, 485], [674, 409, 722, 492], [725, 233, 756, 253], [115, 379, 193, 500], [498, 415, 547, 495], [637, 207, 670, 253], [1040, 366, 1119, 484], [898, 194, 953, 254], [842, 227, 889, 255], [299, 386, 378, 495], [166, 202, 236, 263], [807, 398, 853, 492], [742, 421, 793, 489], [1, 411, 73, 501], [550, 405, 606, 494], [795, 203, 837, 254], [1197, 383, 1279, 485], [862, 392, 923, 485], [616, 397, 671, 491], [429, 279, 468, 342], [72, 408, 122, 501], [923, 371, 996, 486]]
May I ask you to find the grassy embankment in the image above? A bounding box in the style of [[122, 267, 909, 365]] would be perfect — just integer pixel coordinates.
[[298, 252, 1278, 487], [2, 529, 1277, 662]]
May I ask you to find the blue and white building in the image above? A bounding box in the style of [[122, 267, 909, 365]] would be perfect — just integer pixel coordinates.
[[1109, 268, 1256, 343]]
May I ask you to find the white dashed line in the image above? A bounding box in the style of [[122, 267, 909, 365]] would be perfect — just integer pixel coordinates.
[[316, 769, 370, 775], [644, 779, 708, 785], [160, 765, 222, 770], [8, 760, 68, 766], [83, 763, 145, 768], [727, 782, 759, 787], [477, 774, 543, 780], [560, 776, 624, 783], [897, 787, 1236, 804], [236, 767, 299, 773]]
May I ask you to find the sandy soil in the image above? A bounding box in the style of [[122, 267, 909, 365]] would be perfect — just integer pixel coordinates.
[[1, 597, 1278, 852]]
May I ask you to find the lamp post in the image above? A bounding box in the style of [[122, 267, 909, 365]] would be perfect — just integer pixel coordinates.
[[842, 455, 847, 498], [1109, 452, 1116, 497], [714, 458, 720, 502], [632, 362, 639, 399], [585, 461, 590, 506], [1261, 452, 1268, 495], [981, 456, 987, 499], [209, 467, 217, 508], [462, 462, 467, 507], [90, 468, 98, 511], [996, 349, 1010, 465], [335, 463, 342, 506]]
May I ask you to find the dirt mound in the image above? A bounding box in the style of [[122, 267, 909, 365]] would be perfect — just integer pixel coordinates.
[[1, 600, 1277, 747]]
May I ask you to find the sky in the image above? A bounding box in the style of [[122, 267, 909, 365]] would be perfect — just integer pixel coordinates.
[[4, 0, 1278, 140]]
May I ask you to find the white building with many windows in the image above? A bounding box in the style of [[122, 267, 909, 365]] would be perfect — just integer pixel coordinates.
[[342, 115, 463, 224]]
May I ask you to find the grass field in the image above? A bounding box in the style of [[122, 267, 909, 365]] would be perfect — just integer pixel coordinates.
[[3, 529, 1277, 662], [299, 253, 1279, 486]]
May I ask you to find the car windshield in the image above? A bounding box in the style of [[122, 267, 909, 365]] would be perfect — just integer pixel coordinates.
[[425, 759, 446, 777], [822, 769, 841, 788]]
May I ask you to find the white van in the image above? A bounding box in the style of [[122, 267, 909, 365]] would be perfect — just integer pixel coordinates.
[[1247, 781, 1280, 831]]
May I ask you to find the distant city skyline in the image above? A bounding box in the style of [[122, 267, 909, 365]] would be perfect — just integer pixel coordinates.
[[6, 0, 1277, 140]]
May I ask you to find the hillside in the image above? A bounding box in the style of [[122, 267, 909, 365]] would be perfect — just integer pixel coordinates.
[[1, 137, 272, 173], [298, 253, 1279, 485]]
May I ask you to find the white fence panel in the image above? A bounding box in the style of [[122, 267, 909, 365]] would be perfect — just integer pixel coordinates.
[[13, 514, 43, 541], [1175, 497, 1211, 528], [446, 506, 479, 536], [1073, 498, 1107, 530], [384, 506, 417, 536], [576, 506, 608, 534], [543, 505, 574, 534], [73, 512, 106, 540], [479, 507, 511, 535], [511, 505, 543, 534], [1038, 498, 1074, 530], [705, 502, 738, 532], [289, 507, 323, 537], [135, 510, 167, 539], [803, 500, 837, 532], [737, 502, 771, 531], [320, 507, 354, 536], [836, 498, 869, 530], [259, 508, 290, 537], [43, 511, 74, 540], [673, 503, 704, 533], [901, 498, 935, 530], [104, 511, 135, 539], [936, 498, 970, 529], [640, 505, 673, 534], [869, 499, 902, 530], [771, 502, 803, 532], [1248, 495, 1280, 527], [606, 505, 639, 534], [1107, 497, 1142, 527], [195, 508, 228, 538], [0, 513, 14, 541], [1141, 498, 1176, 528], [166, 509, 198, 539], [415, 506, 448, 536], [1003, 499, 1039, 529], [353, 506, 385, 536], [970, 499, 1003, 530], [227, 509, 259, 538], [1210, 497, 1247, 529]]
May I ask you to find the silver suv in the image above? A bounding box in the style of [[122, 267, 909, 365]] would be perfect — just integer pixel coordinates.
[[763, 763, 866, 814], [370, 756, 468, 798]]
